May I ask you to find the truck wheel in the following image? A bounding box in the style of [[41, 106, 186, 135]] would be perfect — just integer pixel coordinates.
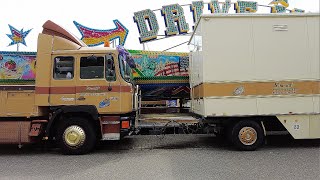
[[230, 120, 264, 151], [56, 117, 96, 155]]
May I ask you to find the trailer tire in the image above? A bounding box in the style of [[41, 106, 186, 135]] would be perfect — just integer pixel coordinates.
[[56, 117, 96, 155], [231, 120, 264, 151]]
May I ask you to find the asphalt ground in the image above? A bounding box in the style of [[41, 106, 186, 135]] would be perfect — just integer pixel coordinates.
[[0, 134, 319, 180]]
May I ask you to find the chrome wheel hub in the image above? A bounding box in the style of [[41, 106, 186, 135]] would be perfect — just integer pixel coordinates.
[[238, 127, 257, 145], [63, 125, 86, 147]]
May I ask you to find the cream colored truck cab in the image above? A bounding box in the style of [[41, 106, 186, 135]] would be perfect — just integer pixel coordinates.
[[189, 13, 320, 150], [0, 20, 139, 154]]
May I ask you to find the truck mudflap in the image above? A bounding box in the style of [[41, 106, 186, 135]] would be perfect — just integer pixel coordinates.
[[29, 120, 48, 137], [101, 116, 120, 140], [277, 114, 320, 139], [100, 116, 134, 140]]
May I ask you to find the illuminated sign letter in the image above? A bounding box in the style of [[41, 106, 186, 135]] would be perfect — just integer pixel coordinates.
[[271, 5, 287, 13], [208, 0, 231, 13], [269, 0, 289, 8], [291, 8, 305, 13], [269, 0, 289, 13], [161, 4, 189, 36], [190, 1, 204, 29], [235, 1, 258, 13], [133, 9, 159, 43]]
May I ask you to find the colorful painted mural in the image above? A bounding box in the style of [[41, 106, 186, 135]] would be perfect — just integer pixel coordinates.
[[129, 50, 190, 100], [0, 52, 36, 81], [129, 50, 189, 78]]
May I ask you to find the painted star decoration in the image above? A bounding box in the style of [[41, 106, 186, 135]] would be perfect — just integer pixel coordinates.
[[6, 24, 32, 46]]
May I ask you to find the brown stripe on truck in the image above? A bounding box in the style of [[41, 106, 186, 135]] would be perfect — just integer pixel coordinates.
[[192, 80, 320, 98], [35, 86, 132, 94], [0, 85, 35, 91]]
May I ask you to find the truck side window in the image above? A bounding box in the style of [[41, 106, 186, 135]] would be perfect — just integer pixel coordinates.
[[106, 54, 116, 82], [80, 56, 104, 79], [53, 56, 74, 79]]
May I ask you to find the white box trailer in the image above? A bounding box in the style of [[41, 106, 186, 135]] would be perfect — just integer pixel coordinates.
[[188, 13, 320, 150]]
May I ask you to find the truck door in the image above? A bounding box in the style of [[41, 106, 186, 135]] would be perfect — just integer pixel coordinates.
[[75, 54, 121, 114], [50, 56, 76, 105]]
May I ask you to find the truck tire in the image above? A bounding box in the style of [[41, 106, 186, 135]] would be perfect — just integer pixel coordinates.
[[56, 117, 96, 155], [230, 120, 264, 151]]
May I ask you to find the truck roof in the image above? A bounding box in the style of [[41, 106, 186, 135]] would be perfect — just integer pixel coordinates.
[[42, 20, 87, 47], [51, 46, 118, 55], [200, 13, 320, 18]]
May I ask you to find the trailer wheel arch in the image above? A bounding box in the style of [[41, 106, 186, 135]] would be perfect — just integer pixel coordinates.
[[229, 119, 265, 151]]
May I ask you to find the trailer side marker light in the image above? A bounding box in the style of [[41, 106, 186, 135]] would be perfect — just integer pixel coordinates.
[[121, 121, 130, 129]]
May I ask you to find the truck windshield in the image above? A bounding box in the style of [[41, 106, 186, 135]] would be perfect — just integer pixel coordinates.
[[117, 46, 136, 84]]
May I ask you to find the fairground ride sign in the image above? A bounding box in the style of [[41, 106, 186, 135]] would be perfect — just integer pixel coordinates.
[[133, 0, 304, 43]]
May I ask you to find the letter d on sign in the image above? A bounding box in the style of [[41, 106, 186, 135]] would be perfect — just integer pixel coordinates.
[[134, 9, 159, 43]]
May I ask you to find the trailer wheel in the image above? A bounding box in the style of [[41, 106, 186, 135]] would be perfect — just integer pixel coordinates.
[[56, 117, 96, 155], [230, 120, 264, 151]]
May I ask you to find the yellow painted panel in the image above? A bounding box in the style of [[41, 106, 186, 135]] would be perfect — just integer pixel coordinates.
[[35, 34, 53, 88], [0, 92, 3, 116], [34, 34, 53, 106], [76, 91, 121, 114], [119, 93, 133, 114], [35, 94, 49, 106], [52, 36, 81, 51], [0, 91, 4, 115], [50, 94, 76, 106], [5, 91, 35, 117]]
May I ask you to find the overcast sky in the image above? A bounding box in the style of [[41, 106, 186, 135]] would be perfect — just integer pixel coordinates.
[[0, 0, 319, 52]]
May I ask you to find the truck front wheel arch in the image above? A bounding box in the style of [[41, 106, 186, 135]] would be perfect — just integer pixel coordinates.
[[230, 120, 265, 151], [56, 116, 97, 155], [47, 106, 101, 139]]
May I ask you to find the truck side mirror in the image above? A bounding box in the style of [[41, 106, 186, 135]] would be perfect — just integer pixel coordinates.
[[106, 54, 113, 61], [106, 56, 114, 70], [106, 54, 116, 81]]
